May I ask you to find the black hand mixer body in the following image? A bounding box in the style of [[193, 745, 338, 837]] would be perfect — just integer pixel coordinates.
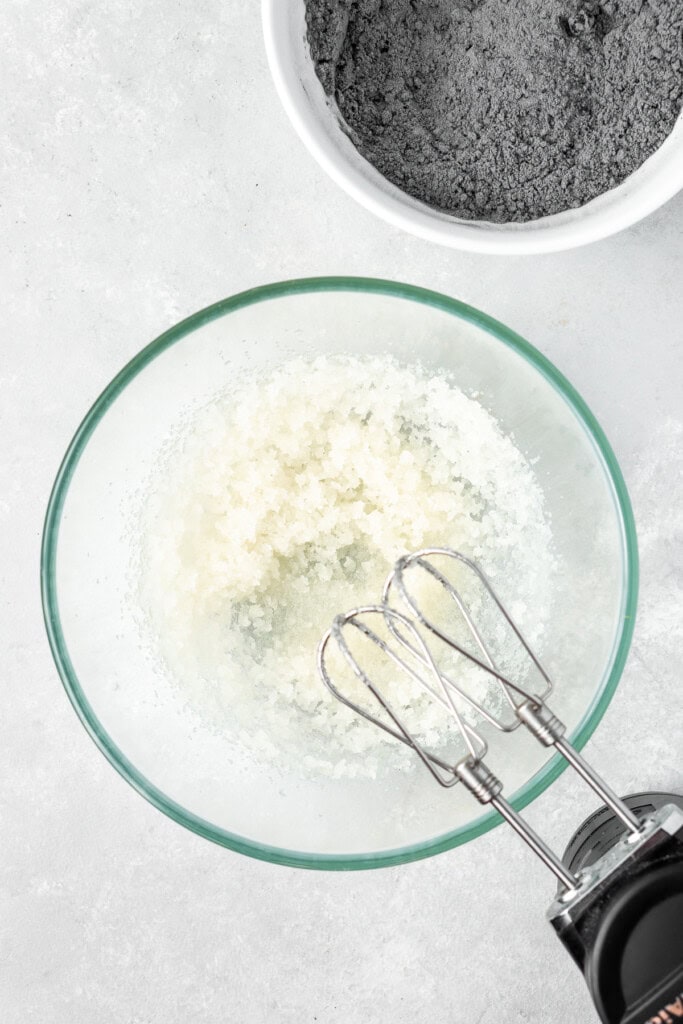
[[555, 792, 683, 1024], [318, 549, 683, 1024]]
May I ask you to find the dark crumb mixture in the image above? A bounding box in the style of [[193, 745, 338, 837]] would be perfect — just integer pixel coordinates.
[[305, 0, 683, 222]]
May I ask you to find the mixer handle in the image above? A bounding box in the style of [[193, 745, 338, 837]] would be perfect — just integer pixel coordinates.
[[581, 856, 683, 1024]]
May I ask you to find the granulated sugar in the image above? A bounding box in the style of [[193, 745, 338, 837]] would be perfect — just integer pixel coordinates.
[[137, 354, 555, 777], [306, 0, 683, 222]]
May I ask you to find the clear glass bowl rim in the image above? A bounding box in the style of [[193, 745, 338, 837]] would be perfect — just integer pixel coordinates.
[[40, 276, 639, 870]]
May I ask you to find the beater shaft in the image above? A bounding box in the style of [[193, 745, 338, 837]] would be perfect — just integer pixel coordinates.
[[490, 796, 577, 890], [454, 755, 578, 888], [554, 737, 641, 833]]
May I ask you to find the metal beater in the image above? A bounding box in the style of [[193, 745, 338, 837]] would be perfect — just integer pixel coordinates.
[[318, 548, 683, 1024]]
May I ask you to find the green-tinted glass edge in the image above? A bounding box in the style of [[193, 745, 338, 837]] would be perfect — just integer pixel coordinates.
[[40, 276, 639, 871]]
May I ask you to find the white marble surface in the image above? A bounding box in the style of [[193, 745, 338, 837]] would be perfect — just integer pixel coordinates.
[[2, 2, 682, 1021]]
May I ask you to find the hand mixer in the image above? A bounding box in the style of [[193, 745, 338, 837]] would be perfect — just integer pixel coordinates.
[[318, 548, 683, 1024]]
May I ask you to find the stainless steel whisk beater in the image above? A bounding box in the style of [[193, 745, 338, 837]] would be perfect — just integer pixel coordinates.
[[318, 548, 683, 1024]]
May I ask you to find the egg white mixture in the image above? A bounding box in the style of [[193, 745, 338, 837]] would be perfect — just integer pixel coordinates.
[[137, 354, 555, 777]]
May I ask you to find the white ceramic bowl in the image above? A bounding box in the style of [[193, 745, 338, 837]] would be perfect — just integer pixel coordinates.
[[263, 0, 683, 255]]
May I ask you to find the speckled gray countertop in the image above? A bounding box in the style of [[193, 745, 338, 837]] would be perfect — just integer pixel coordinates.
[[2, 2, 682, 1022]]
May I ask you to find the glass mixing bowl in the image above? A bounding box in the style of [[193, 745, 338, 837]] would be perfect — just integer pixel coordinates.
[[41, 278, 637, 868]]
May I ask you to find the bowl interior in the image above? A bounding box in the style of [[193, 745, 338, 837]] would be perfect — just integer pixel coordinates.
[[43, 280, 636, 866], [263, 0, 683, 254]]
